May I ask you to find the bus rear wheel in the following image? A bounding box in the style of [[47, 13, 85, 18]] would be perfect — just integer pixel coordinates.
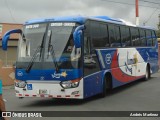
[[144, 65, 150, 81]]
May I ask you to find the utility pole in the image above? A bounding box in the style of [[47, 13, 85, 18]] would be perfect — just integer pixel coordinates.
[[135, 0, 139, 26], [158, 14, 160, 30]]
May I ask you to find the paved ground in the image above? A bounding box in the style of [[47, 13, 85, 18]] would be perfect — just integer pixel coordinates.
[[2, 72, 160, 120]]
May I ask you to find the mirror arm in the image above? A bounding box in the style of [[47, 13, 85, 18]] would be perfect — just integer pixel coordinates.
[[4, 29, 22, 37], [2, 29, 22, 51], [73, 25, 85, 48]]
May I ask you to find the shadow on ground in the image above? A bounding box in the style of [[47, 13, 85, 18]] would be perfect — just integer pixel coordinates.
[[20, 77, 155, 108]]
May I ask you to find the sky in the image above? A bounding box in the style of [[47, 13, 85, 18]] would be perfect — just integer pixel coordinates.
[[0, 0, 160, 29]]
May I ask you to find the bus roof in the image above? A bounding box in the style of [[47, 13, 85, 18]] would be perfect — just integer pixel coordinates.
[[25, 16, 155, 30]]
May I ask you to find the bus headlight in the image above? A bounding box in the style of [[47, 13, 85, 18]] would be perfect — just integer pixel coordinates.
[[15, 81, 26, 88], [60, 80, 80, 89]]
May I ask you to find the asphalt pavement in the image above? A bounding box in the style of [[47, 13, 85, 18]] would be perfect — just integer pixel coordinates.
[[2, 72, 160, 120]]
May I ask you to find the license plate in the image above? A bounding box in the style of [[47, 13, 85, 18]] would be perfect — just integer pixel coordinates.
[[39, 89, 48, 95]]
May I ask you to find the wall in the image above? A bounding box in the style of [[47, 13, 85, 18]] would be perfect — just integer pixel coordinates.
[[0, 60, 15, 86], [0, 23, 22, 39], [0, 23, 22, 66]]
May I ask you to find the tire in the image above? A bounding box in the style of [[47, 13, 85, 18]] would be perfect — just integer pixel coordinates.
[[100, 77, 107, 98], [144, 66, 150, 81]]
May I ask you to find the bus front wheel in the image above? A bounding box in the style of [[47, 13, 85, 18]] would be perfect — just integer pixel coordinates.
[[100, 73, 112, 98], [100, 78, 107, 98]]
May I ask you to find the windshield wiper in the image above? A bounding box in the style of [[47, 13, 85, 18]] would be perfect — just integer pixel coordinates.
[[47, 30, 59, 72], [26, 34, 45, 73], [39, 33, 45, 60]]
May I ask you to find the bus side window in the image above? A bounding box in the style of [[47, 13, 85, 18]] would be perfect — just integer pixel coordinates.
[[146, 30, 152, 46], [99, 24, 109, 47], [131, 27, 140, 46], [90, 22, 101, 48], [152, 30, 156, 46], [108, 24, 119, 47], [120, 26, 131, 47], [90, 22, 109, 49], [115, 26, 121, 47], [140, 29, 146, 46]]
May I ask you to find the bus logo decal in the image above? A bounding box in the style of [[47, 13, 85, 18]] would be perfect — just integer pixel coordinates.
[[51, 71, 68, 78], [17, 71, 23, 77], [105, 54, 112, 64], [40, 76, 45, 80]]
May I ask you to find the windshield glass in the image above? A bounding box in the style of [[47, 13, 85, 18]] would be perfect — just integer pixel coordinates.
[[16, 22, 81, 70], [44, 22, 81, 69], [17, 23, 46, 61]]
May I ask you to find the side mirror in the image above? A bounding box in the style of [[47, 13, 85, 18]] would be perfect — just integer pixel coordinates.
[[2, 29, 22, 51], [73, 25, 85, 48]]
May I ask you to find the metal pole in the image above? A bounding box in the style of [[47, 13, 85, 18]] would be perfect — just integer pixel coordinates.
[[135, 0, 139, 25], [158, 14, 160, 30], [5, 51, 8, 67]]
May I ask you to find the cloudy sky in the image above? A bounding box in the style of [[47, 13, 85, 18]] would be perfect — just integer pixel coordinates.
[[0, 0, 160, 29]]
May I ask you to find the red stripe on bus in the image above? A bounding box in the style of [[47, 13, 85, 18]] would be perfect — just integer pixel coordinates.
[[65, 95, 70, 97], [40, 95, 45, 97], [25, 94, 29, 96], [49, 95, 53, 97], [75, 95, 80, 97]]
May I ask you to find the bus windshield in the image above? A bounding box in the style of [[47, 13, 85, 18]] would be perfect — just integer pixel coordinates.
[[17, 22, 81, 70]]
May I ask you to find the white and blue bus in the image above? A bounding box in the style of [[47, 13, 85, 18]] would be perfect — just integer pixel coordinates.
[[2, 16, 159, 99]]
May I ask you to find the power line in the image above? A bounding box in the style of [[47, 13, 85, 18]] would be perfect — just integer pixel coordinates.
[[143, 7, 159, 25], [139, 0, 160, 5], [102, 0, 160, 9], [4, 0, 17, 23]]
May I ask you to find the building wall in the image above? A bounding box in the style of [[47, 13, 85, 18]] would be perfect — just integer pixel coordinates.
[[0, 23, 22, 39], [0, 60, 15, 86], [0, 23, 22, 66], [0, 23, 22, 85]]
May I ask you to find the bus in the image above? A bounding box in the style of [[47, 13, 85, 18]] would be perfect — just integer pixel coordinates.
[[2, 16, 159, 99]]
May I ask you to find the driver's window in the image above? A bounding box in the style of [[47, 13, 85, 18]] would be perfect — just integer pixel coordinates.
[[66, 35, 74, 53], [83, 21, 101, 76], [84, 37, 90, 55]]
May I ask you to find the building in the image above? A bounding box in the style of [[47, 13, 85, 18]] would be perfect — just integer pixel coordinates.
[[0, 23, 22, 66]]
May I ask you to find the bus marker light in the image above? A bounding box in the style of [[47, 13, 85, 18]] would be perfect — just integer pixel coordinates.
[[49, 95, 53, 97]]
